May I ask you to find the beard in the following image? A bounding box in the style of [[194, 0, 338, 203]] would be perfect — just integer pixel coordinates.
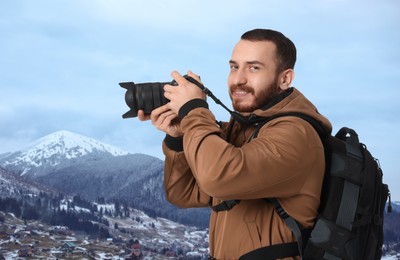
[[230, 79, 281, 112]]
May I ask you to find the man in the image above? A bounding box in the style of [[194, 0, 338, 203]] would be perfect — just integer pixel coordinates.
[[138, 29, 331, 259]]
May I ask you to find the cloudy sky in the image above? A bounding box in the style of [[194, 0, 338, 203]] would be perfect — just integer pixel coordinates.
[[0, 0, 399, 199]]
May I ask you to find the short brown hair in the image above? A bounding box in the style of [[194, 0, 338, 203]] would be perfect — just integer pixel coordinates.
[[241, 29, 297, 72]]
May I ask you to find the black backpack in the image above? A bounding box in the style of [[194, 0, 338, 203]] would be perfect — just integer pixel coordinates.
[[212, 112, 392, 260]]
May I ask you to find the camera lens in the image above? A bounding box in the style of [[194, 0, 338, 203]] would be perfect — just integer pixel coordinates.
[[120, 81, 169, 118]]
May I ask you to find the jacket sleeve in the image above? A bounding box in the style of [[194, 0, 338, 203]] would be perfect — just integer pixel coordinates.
[[162, 140, 212, 208], [179, 107, 325, 202]]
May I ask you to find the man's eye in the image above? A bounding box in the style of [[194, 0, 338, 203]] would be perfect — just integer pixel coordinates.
[[230, 65, 238, 70], [250, 66, 260, 71]]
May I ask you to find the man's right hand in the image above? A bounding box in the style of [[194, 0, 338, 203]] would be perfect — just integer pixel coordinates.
[[137, 105, 183, 138]]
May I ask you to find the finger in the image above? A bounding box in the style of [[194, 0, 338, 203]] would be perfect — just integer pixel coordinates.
[[163, 89, 173, 101], [151, 104, 170, 117], [170, 70, 187, 86], [151, 106, 175, 125], [150, 106, 168, 124], [155, 111, 176, 131], [137, 110, 145, 121], [187, 70, 202, 82], [137, 110, 150, 121], [160, 112, 177, 127]]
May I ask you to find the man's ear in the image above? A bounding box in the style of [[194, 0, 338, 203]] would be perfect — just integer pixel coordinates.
[[278, 69, 295, 90]]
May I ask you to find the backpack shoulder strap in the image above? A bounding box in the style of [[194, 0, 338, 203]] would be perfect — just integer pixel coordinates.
[[251, 112, 328, 140], [267, 198, 309, 258], [211, 200, 240, 212], [244, 112, 328, 259]]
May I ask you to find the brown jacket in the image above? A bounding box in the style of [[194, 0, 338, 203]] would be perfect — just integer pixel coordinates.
[[163, 88, 332, 259]]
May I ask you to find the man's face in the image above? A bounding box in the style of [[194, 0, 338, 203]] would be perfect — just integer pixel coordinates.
[[228, 39, 282, 112]]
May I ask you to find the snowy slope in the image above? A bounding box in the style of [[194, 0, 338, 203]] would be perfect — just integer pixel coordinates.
[[0, 167, 53, 197], [0, 130, 129, 176], [25, 130, 128, 158]]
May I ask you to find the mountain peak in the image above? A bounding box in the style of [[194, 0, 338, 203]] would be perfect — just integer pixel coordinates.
[[0, 130, 130, 176], [25, 130, 129, 158]]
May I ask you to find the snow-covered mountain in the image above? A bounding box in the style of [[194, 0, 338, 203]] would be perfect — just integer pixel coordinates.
[[0, 130, 129, 177], [26, 130, 129, 157], [0, 130, 211, 228]]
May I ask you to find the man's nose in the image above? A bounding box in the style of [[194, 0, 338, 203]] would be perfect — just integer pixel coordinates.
[[233, 70, 247, 86]]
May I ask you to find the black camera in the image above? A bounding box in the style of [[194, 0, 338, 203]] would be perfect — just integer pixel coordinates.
[[120, 75, 254, 125], [119, 75, 205, 119], [119, 80, 171, 118]]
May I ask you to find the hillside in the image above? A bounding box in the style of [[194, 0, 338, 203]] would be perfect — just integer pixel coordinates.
[[0, 193, 209, 259], [0, 130, 210, 228]]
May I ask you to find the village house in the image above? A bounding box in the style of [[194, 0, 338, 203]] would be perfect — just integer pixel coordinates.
[[0, 225, 8, 239], [62, 241, 77, 252], [18, 245, 33, 257], [126, 243, 143, 259]]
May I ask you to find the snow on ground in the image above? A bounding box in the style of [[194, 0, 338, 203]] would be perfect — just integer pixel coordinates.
[[382, 255, 400, 259]]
